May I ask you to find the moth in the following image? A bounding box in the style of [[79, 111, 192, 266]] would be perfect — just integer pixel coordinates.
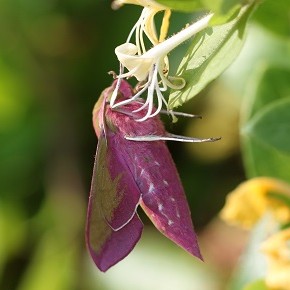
[[86, 80, 219, 272]]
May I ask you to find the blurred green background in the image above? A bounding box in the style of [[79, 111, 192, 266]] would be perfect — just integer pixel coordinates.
[[1, 0, 288, 289]]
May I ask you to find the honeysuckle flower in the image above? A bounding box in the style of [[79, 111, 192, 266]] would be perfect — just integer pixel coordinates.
[[112, 0, 170, 47], [261, 228, 290, 289], [220, 177, 290, 229], [110, 9, 213, 121]]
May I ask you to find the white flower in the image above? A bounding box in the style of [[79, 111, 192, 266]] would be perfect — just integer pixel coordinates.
[[112, 0, 170, 46], [111, 1, 213, 121]]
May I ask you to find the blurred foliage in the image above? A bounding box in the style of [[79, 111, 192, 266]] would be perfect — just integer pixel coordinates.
[[155, 0, 244, 21], [0, 0, 289, 289], [222, 1, 290, 288], [241, 66, 290, 182], [168, 2, 256, 109]]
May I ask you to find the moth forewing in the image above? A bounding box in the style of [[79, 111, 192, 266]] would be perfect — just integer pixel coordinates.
[[124, 138, 203, 259], [86, 134, 143, 272], [86, 84, 144, 272]]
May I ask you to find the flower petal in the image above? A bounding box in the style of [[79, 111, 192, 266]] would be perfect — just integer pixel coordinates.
[[220, 177, 290, 229], [115, 43, 153, 81], [261, 228, 290, 289]]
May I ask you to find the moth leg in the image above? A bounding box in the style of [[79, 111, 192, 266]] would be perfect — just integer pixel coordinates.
[[125, 134, 221, 142], [159, 110, 202, 119]]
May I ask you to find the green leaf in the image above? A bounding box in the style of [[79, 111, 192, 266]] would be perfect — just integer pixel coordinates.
[[241, 66, 290, 183], [241, 130, 290, 183], [241, 98, 290, 182], [155, 0, 243, 14], [242, 66, 290, 121], [168, 3, 256, 109], [253, 0, 290, 38], [245, 99, 290, 155], [155, 0, 204, 12]]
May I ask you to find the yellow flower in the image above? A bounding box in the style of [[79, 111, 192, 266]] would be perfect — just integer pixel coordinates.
[[261, 228, 290, 290], [220, 177, 290, 229]]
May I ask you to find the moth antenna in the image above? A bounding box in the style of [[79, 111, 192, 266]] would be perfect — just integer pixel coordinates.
[[125, 134, 221, 142], [108, 71, 118, 79], [110, 63, 124, 107], [112, 107, 136, 118]]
